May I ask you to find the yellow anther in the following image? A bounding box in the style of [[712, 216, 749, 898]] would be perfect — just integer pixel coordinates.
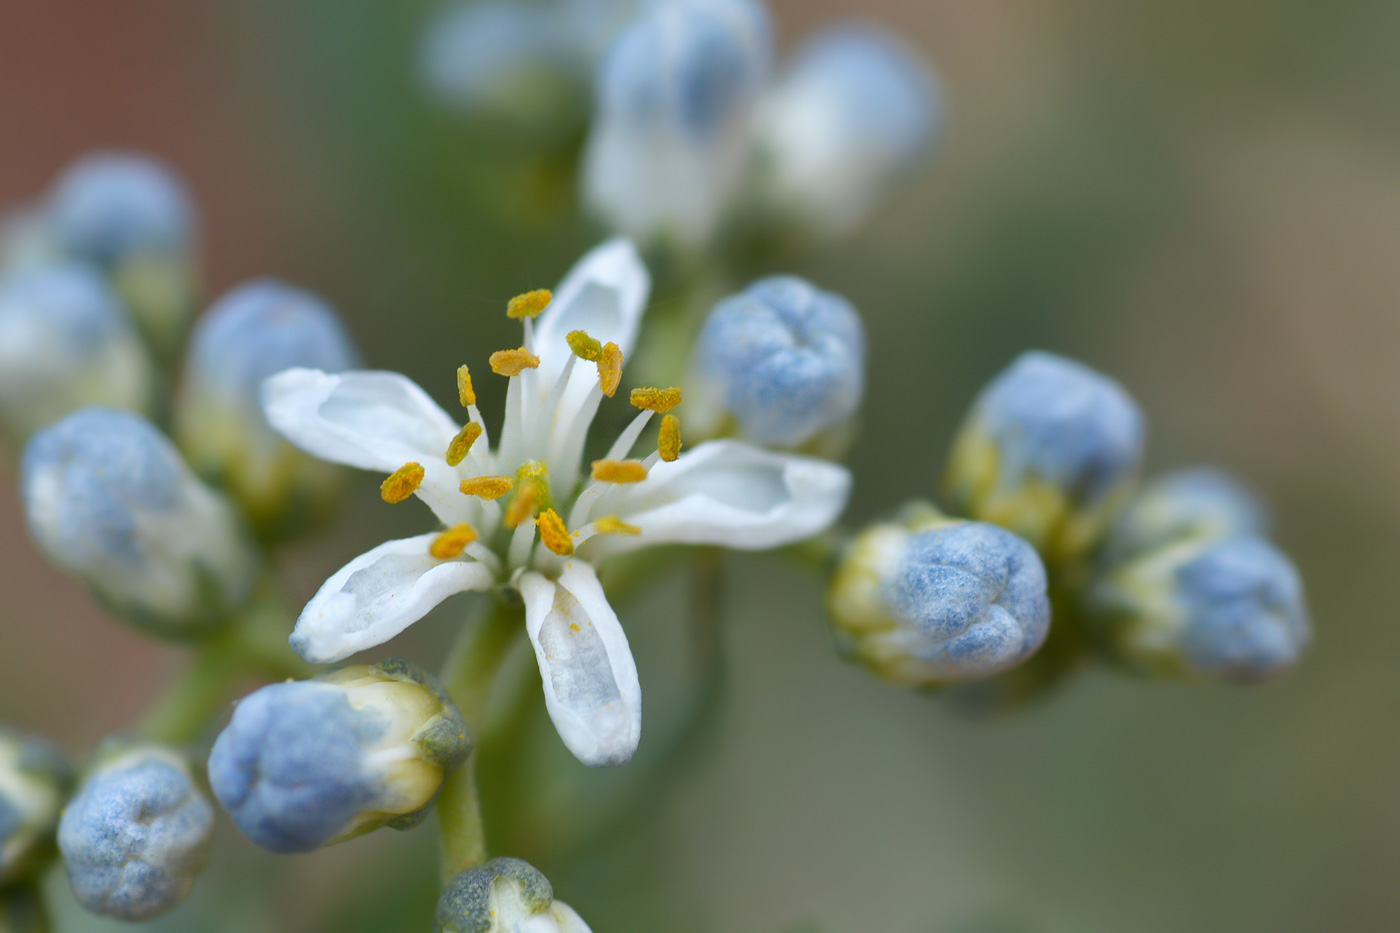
[[593, 515, 641, 536], [430, 523, 479, 560], [591, 458, 649, 483], [446, 422, 483, 466], [503, 483, 540, 529], [507, 289, 552, 319], [457, 365, 476, 407], [597, 342, 623, 397], [459, 475, 514, 500], [537, 508, 574, 556], [567, 329, 603, 362], [380, 462, 425, 504], [489, 347, 541, 376], [658, 414, 682, 462], [629, 386, 682, 413]]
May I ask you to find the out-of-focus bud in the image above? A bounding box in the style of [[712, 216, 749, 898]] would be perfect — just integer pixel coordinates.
[[20, 408, 257, 636], [1085, 536, 1309, 682], [0, 729, 73, 885], [45, 152, 198, 354], [691, 276, 865, 452], [420, 1, 583, 128], [582, 0, 772, 250], [1097, 467, 1268, 566], [828, 502, 1051, 687], [436, 857, 592, 933], [944, 351, 1145, 564], [174, 279, 359, 541], [208, 659, 471, 854], [0, 263, 155, 442], [755, 23, 941, 241], [57, 745, 214, 922]]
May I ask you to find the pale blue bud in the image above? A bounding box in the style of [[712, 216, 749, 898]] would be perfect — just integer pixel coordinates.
[[46, 152, 198, 353], [20, 408, 256, 636], [829, 505, 1051, 686], [0, 262, 154, 440], [437, 857, 592, 933], [692, 276, 865, 450], [174, 279, 358, 540], [420, 2, 583, 126], [0, 729, 73, 885], [209, 659, 471, 854], [1087, 536, 1309, 682], [57, 746, 213, 922], [758, 23, 942, 239], [944, 351, 1145, 562], [1099, 467, 1269, 566], [582, 0, 773, 248]]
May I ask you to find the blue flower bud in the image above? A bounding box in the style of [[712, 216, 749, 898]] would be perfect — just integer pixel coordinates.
[[692, 275, 865, 450], [0, 729, 73, 885], [57, 746, 213, 922], [420, 1, 589, 127], [582, 0, 772, 249], [0, 262, 155, 440], [828, 504, 1051, 686], [757, 23, 942, 240], [1099, 467, 1269, 566], [45, 152, 198, 353], [174, 279, 359, 540], [944, 351, 1145, 562], [20, 408, 256, 636], [437, 857, 592, 933], [209, 659, 471, 854], [1086, 536, 1309, 682]]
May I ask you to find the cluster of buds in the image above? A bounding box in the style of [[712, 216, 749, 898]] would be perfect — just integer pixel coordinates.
[[828, 351, 1310, 697]]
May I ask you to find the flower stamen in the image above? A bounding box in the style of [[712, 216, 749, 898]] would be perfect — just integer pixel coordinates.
[[506, 289, 552, 319], [489, 347, 541, 376], [459, 475, 514, 499], [658, 414, 682, 462], [593, 516, 640, 536], [537, 508, 574, 556], [456, 365, 476, 407], [430, 523, 479, 559], [446, 422, 483, 466], [380, 462, 425, 504], [567, 330, 603, 361], [591, 459, 649, 483], [598, 342, 623, 397], [629, 386, 682, 413]]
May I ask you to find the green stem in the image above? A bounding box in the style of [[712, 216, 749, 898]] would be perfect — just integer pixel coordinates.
[[437, 599, 523, 881]]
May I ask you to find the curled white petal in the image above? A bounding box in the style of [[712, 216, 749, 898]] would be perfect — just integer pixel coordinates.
[[605, 439, 851, 552], [521, 561, 641, 768], [291, 533, 495, 663], [262, 368, 469, 523]]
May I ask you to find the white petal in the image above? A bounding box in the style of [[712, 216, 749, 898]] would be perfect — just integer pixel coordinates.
[[521, 562, 641, 768], [530, 240, 650, 448], [291, 533, 495, 663], [605, 439, 851, 552], [262, 368, 469, 524]]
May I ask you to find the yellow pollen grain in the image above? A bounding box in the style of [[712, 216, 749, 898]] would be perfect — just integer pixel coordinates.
[[459, 475, 514, 500], [430, 523, 478, 560], [503, 484, 539, 529], [593, 515, 641, 536], [489, 347, 541, 376], [591, 458, 649, 483], [456, 366, 476, 407], [567, 329, 603, 362], [537, 508, 574, 556], [506, 289, 552, 319], [629, 386, 682, 413], [597, 342, 623, 397], [570, 623, 581, 632], [380, 462, 425, 504], [658, 414, 682, 462], [445, 422, 483, 466]]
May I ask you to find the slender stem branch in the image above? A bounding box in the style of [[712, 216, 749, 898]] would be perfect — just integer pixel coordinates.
[[436, 599, 523, 881]]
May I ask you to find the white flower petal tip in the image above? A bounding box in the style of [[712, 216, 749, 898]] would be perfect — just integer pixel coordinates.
[[291, 534, 496, 664], [619, 440, 852, 550], [535, 238, 650, 368], [521, 563, 642, 768], [261, 368, 459, 473]]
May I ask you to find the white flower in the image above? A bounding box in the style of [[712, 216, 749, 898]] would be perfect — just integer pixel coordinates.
[[263, 239, 850, 767]]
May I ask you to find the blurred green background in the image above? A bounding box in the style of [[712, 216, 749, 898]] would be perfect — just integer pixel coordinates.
[[3, 1, 1398, 930]]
